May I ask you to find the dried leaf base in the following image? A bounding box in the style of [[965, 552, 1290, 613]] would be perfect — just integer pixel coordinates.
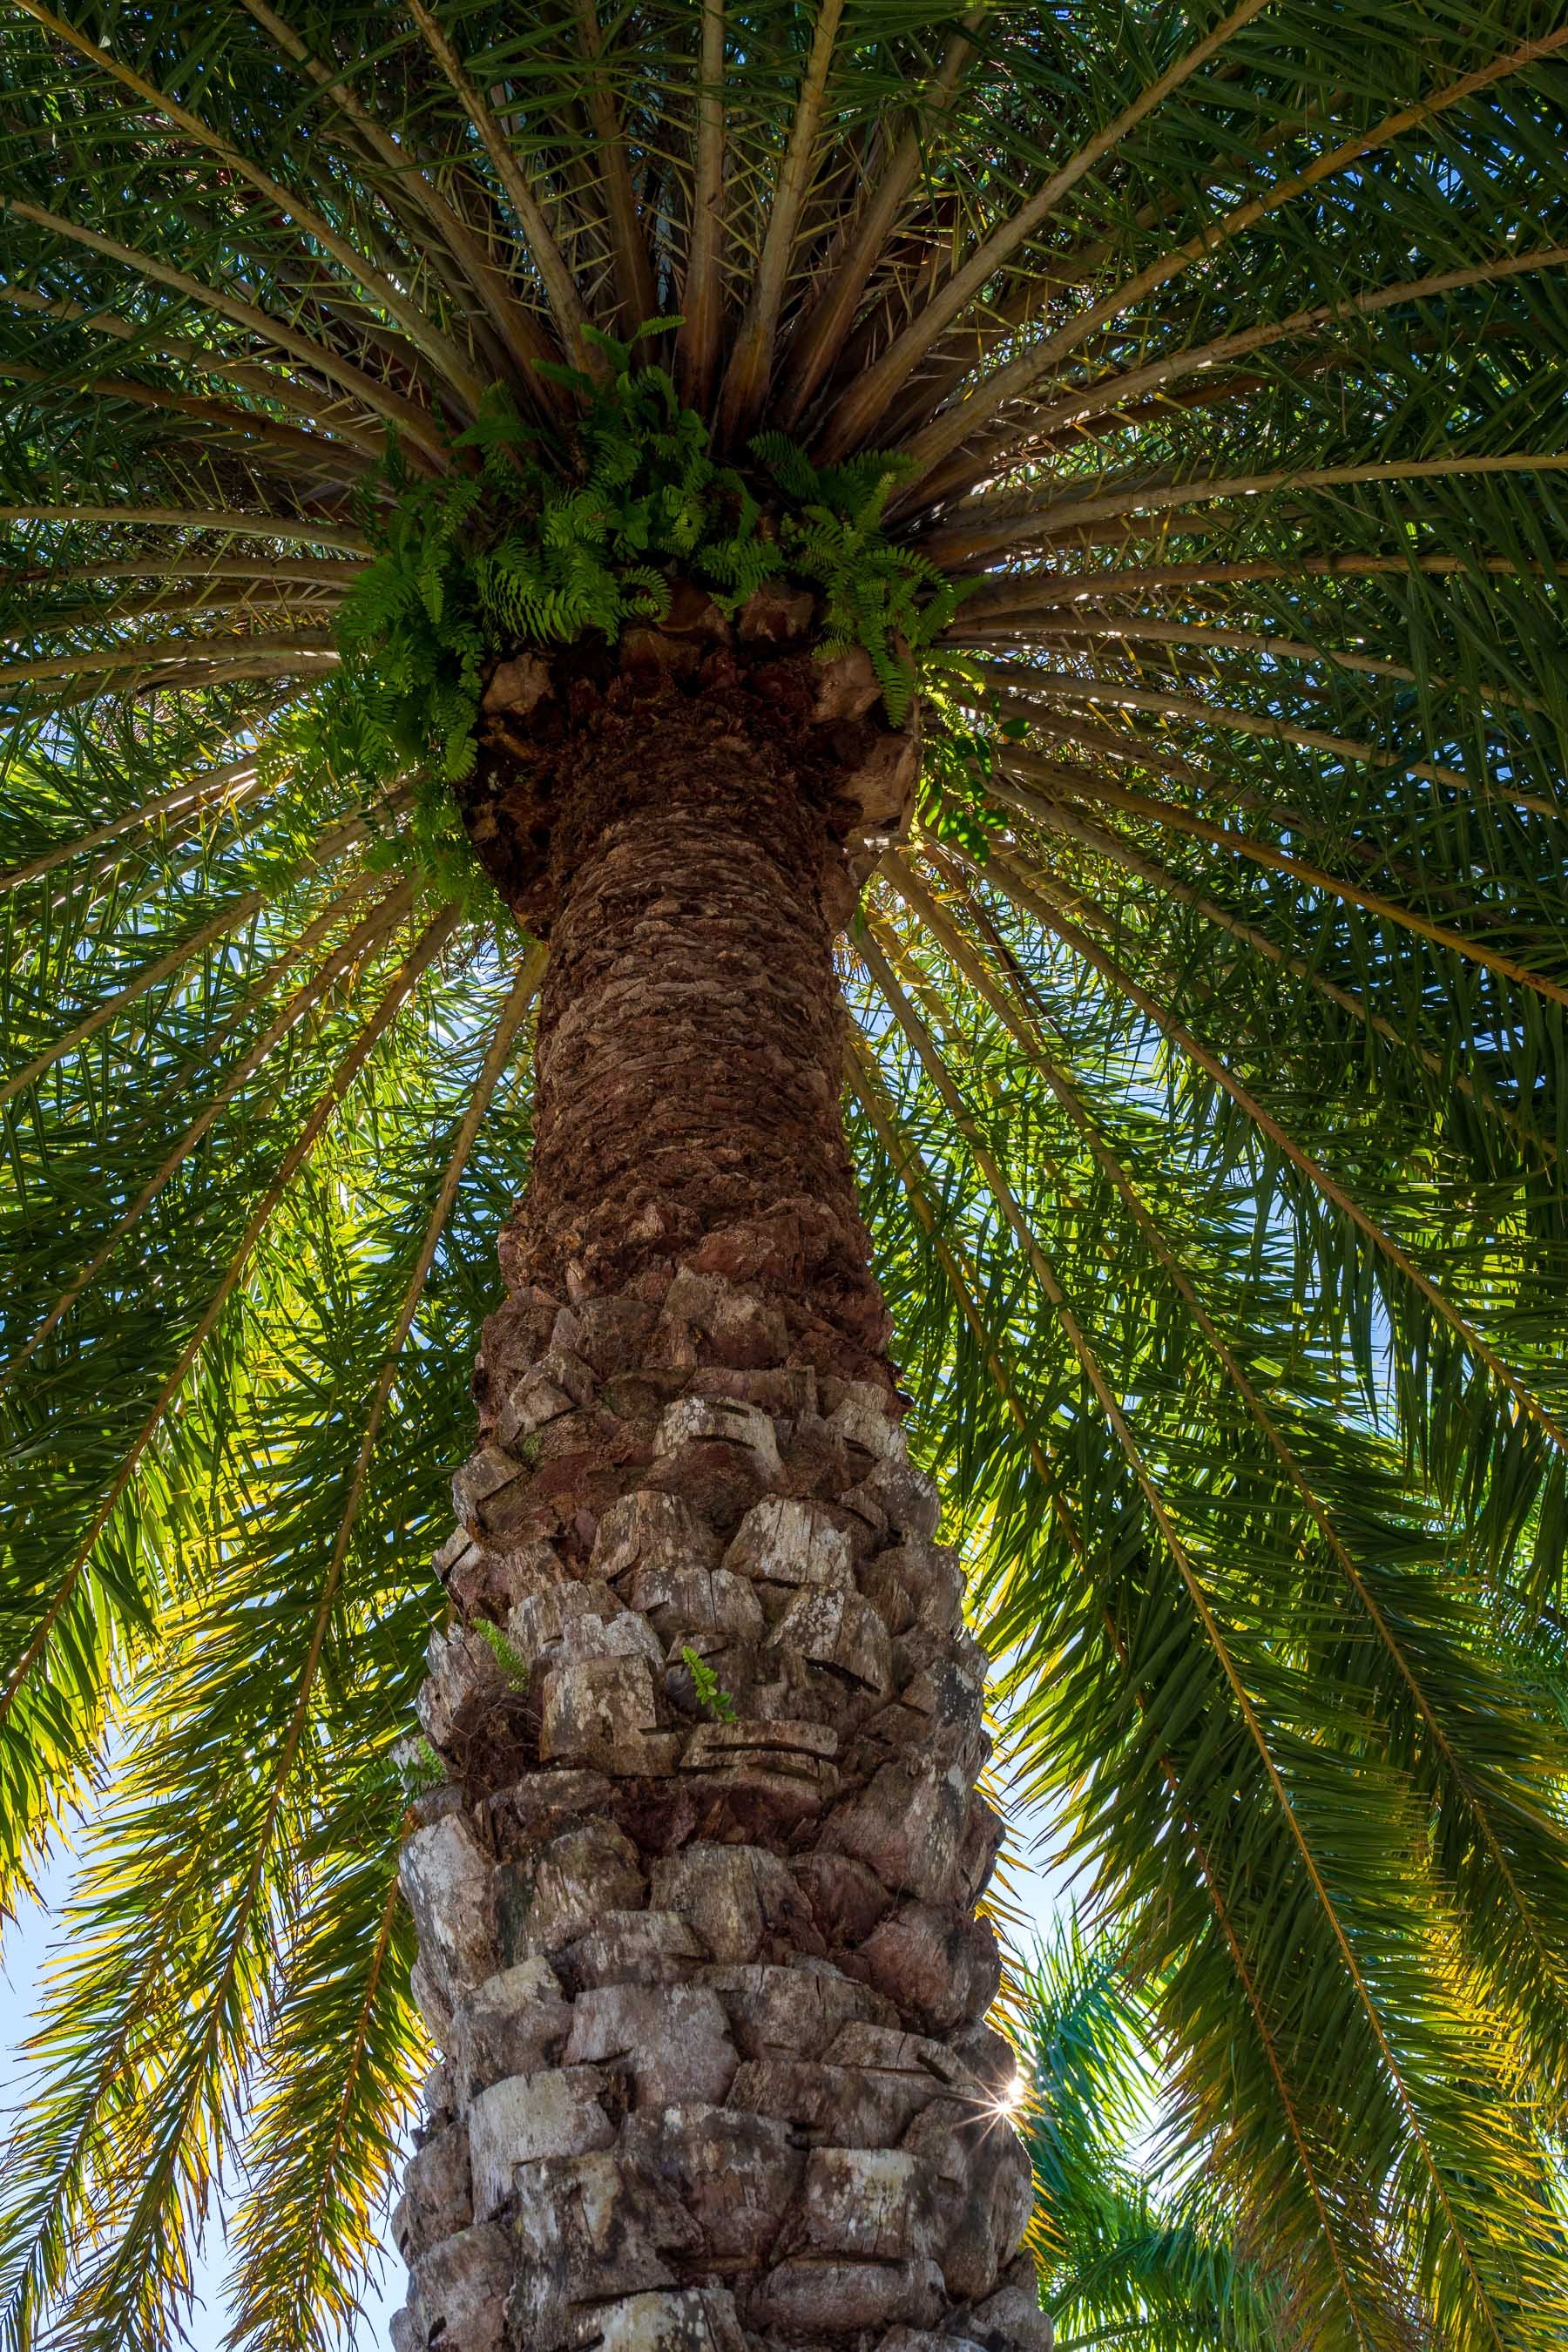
[[392, 1270, 1045, 2352]]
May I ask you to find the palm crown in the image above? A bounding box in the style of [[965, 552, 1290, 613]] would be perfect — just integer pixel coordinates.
[[2, 2, 1566, 2348]]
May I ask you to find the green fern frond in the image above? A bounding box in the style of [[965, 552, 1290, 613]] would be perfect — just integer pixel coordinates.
[[470, 1619, 530, 1687]]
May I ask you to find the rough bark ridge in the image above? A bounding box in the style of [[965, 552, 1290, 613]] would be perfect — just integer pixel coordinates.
[[510, 676, 888, 1384], [392, 636, 1044, 2352]]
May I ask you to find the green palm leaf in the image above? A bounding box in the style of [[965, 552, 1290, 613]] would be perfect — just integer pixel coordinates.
[[1016, 1916, 1301, 2352]]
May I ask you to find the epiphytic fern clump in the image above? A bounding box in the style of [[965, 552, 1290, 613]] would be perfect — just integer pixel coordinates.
[[274, 324, 999, 902]]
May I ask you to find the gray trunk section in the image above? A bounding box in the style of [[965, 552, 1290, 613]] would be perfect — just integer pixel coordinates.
[[391, 1277, 1048, 2352]]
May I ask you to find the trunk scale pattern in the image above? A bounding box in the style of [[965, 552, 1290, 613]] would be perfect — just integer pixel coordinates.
[[391, 593, 1045, 2352]]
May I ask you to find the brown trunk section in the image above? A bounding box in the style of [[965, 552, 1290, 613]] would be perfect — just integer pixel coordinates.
[[512, 688, 890, 1389], [392, 668, 1044, 2352]]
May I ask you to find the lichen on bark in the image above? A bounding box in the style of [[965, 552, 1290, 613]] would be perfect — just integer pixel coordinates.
[[391, 587, 1045, 2352]]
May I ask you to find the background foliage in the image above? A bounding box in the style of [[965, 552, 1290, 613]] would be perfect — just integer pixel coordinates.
[[1016, 1919, 1296, 2352], [1, 1, 1567, 2346]]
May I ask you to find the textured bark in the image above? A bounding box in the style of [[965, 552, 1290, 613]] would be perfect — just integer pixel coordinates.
[[392, 597, 1045, 2352]]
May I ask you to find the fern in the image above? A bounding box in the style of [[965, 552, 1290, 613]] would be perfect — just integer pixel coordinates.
[[680, 1646, 739, 1725], [285, 350, 997, 904], [471, 1619, 531, 1688], [390, 1738, 447, 1798], [751, 438, 976, 727]]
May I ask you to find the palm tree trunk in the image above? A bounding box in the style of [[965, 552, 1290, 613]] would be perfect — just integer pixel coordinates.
[[390, 618, 1045, 2352]]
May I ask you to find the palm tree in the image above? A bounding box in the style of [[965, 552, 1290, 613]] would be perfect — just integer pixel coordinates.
[[1, 1, 1566, 2348]]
